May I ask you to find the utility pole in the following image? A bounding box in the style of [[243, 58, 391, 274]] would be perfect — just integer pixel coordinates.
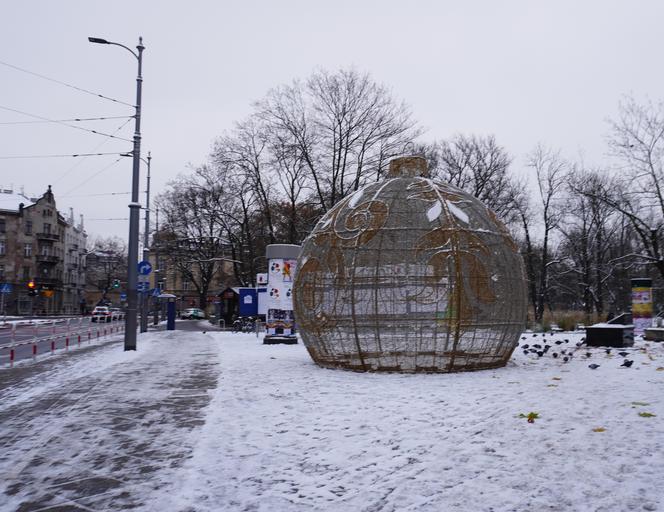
[[140, 151, 151, 333], [88, 35, 145, 350]]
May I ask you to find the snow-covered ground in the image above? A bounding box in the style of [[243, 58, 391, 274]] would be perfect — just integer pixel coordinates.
[[1, 328, 663, 511]]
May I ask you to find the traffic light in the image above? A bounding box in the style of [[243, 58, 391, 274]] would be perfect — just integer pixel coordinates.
[[27, 280, 38, 297], [112, 279, 120, 289], [27, 280, 35, 290]]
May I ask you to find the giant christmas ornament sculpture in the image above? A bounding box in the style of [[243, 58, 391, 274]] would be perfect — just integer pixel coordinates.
[[292, 156, 527, 372]]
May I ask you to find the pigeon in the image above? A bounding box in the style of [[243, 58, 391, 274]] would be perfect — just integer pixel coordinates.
[[563, 357, 569, 363], [523, 351, 529, 356], [586, 352, 592, 358], [522, 344, 530, 349], [576, 342, 583, 347], [618, 351, 629, 358], [555, 340, 564, 345], [605, 349, 612, 355], [537, 351, 544, 357], [552, 353, 559, 358], [561, 350, 567, 355], [533, 344, 542, 349], [533, 334, 538, 337], [202, 331, 206, 334], [588, 364, 600, 370], [530, 348, 538, 353], [564, 339, 569, 343], [621, 360, 634, 368], [521, 336, 526, 340]]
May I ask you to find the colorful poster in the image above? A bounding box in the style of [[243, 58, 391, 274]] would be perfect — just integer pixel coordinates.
[[265, 258, 297, 335], [631, 278, 653, 335]]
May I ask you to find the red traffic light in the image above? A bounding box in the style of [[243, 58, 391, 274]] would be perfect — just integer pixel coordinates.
[[27, 280, 36, 289]]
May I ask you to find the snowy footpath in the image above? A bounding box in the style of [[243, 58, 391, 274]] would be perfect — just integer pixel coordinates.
[[0, 328, 663, 511]]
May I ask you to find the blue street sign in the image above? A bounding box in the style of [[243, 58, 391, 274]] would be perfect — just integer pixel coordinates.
[[138, 261, 152, 276], [120, 292, 127, 300], [151, 287, 161, 297], [0, 283, 12, 294], [137, 282, 150, 292]]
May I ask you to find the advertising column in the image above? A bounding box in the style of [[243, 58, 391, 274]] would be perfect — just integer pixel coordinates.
[[631, 278, 653, 335], [264, 244, 300, 343]]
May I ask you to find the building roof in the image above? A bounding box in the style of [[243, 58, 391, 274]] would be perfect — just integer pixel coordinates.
[[0, 189, 34, 213]]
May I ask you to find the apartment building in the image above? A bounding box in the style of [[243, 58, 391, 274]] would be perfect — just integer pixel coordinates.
[[0, 186, 87, 315]]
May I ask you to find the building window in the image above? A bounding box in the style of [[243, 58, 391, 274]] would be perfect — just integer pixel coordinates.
[[25, 220, 33, 235], [22, 266, 30, 280], [41, 245, 50, 256], [44, 223, 51, 234], [0, 240, 5, 255], [0, 218, 5, 233], [0, 264, 4, 280], [24, 243, 32, 257]]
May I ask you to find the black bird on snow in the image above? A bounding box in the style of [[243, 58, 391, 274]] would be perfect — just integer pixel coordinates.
[[521, 336, 527, 340], [532, 333, 538, 337], [552, 353, 559, 358], [555, 340, 564, 345], [564, 339, 570, 343], [533, 344, 542, 349], [563, 356, 570, 363], [537, 351, 544, 357], [588, 364, 601, 370], [529, 348, 538, 353], [621, 360, 634, 368], [586, 352, 592, 358], [523, 351, 529, 356], [618, 351, 629, 358], [561, 350, 567, 355], [605, 349, 612, 355], [522, 344, 530, 349]]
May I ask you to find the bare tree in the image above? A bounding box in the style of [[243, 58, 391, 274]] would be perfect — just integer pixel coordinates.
[[526, 145, 567, 323], [156, 169, 233, 308], [426, 135, 518, 221], [85, 237, 127, 300], [257, 68, 422, 212], [212, 117, 276, 244], [603, 95, 664, 279]]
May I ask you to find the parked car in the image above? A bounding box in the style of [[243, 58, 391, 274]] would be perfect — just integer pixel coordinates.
[[110, 308, 125, 320], [91, 306, 112, 323], [181, 307, 205, 319]]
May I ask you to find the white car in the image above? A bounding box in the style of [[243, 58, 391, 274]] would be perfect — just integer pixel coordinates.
[[91, 306, 112, 323]]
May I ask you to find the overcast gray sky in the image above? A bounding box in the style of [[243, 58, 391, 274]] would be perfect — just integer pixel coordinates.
[[2, 0, 663, 242]]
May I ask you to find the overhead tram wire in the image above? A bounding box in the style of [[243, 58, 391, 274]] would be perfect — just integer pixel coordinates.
[[60, 191, 130, 199], [0, 115, 133, 125], [0, 152, 125, 159], [0, 105, 133, 142], [53, 116, 133, 184], [0, 59, 134, 108], [62, 157, 125, 196]]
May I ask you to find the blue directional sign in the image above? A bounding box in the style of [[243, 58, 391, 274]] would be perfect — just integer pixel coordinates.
[[137, 282, 150, 292], [120, 292, 127, 301], [137, 260, 152, 276], [151, 287, 161, 297], [0, 283, 12, 294]]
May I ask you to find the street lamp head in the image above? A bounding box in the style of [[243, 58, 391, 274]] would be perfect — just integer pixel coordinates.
[[88, 37, 110, 44]]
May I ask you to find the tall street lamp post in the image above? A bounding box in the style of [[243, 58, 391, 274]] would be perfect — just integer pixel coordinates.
[[88, 36, 145, 351]]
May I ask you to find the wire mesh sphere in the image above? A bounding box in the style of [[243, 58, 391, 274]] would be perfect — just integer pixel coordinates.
[[293, 156, 527, 372]]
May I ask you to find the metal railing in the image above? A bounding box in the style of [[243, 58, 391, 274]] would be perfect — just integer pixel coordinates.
[[1, 316, 126, 367]]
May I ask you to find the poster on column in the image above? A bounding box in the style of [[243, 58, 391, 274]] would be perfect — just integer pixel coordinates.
[[632, 278, 653, 335], [266, 258, 297, 335]]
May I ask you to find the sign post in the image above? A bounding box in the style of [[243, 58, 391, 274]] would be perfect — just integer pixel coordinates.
[[0, 283, 13, 322], [137, 261, 152, 333]]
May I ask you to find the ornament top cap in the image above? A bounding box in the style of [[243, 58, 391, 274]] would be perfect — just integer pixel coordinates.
[[387, 156, 429, 179]]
